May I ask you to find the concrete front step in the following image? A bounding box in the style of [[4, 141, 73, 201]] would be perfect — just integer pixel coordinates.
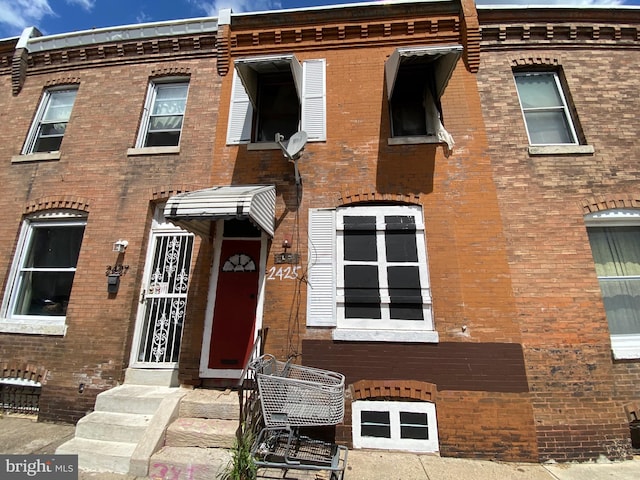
[[179, 388, 240, 420], [95, 384, 177, 415], [165, 417, 237, 449], [75, 411, 152, 443], [149, 446, 231, 480], [56, 437, 136, 474]]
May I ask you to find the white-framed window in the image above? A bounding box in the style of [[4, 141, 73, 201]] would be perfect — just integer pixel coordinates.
[[307, 205, 437, 343], [136, 79, 189, 148], [385, 45, 461, 149], [227, 55, 326, 144], [352, 400, 439, 452], [585, 209, 640, 359], [22, 87, 78, 154], [1, 210, 86, 336], [514, 71, 579, 146]]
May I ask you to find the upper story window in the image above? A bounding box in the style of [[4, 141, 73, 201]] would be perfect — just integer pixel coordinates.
[[1, 210, 87, 336], [385, 45, 462, 149], [307, 204, 436, 343], [22, 87, 78, 154], [227, 54, 326, 145], [585, 209, 640, 359], [514, 71, 579, 146], [136, 79, 189, 148]]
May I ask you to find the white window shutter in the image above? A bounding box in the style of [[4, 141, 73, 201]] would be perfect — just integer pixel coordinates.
[[226, 70, 253, 144], [307, 208, 336, 327], [301, 59, 326, 142]]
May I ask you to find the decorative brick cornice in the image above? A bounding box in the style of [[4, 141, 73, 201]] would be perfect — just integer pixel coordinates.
[[460, 0, 480, 73], [229, 15, 461, 58], [25, 196, 91, 214], [216, 23, 231, 76], [350, 380, 437, 402], [1, 362, 49, 385], [25, 35, 216, 72], [481, 22, 640, 48], [338, 190, 422, 207], [581, 195, 640, 215], [11, 47, 29, 96]]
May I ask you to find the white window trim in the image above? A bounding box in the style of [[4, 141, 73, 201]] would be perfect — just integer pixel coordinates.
[[306, 206, 437, 343], [585, 209, 640, 359], [336, 205, 434, 338], [135, 78, 189, 148], [22, 87, 78, 155], [0, 210, 86, 336], [226, 57, 326, 145], [385, 45, 461, 149], [514, 71, 579, 147], [352, 400, 439, 453]]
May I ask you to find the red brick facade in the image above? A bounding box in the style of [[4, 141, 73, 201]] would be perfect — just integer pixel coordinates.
[[0, 0, 637, 463], [476, 6, 640, 461], [0, 25, 219, 422]]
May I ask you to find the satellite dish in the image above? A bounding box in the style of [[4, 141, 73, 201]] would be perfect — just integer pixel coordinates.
[[275, 131, 307, 186], [286, 131, 307, 158], [275, 131, 308, 161]]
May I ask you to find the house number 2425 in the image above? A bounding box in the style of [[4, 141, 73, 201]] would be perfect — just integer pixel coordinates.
[[267, 266, 301, 280]]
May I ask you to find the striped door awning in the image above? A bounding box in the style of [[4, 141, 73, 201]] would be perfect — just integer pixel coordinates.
[[164, 185, 276, 237]]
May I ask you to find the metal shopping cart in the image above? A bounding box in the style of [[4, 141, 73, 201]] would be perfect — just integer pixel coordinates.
[[248, 354, 348, 479]]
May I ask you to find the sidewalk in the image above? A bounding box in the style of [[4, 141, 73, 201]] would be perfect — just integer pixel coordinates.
[[1, 414, 638, 480]]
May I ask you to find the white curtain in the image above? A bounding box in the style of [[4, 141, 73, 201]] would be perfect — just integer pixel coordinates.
[[588, 226, 640, 335], [423, 86, 454, 151]]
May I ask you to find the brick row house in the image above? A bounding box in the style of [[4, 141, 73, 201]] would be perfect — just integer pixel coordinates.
[[476, 5, 640, 460], [0, 0, 638, 465]]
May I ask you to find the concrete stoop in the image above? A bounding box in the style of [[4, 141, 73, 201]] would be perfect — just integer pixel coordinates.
[[148, 446, 231, 480], [56, 384, 184, 474], [148, 389, 241, 480]]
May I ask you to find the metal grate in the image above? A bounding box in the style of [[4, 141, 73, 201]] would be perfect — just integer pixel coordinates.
[[1, 383, 41, 414]]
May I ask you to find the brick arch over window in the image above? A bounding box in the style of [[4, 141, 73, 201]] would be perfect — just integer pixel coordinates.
[[581, 195, 640, 215], [350, 380, 437, 402], [511, 57, 560, 68], [24, 196, 91, 215], [337, 190, 423, 208], [150, 67, 191, 79], [1, 363, 49, 385], [151, 185, 203, 202], [44, 77, 81, 88]]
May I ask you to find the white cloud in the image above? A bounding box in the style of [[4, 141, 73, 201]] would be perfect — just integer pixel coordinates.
[[0, 0, 55, 36], [66, 0, 96, 11], [187, 0, 282, 16], [136, 10, 152, 24]]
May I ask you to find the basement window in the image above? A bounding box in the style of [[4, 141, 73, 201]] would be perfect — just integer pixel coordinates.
[[0, 378, 42, 414], [352, 400, 439, 452]]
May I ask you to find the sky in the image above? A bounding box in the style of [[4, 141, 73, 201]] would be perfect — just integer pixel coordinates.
[[0, 0, 638, 40]]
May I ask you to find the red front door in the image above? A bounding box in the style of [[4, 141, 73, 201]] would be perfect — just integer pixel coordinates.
[[208, 239, 261, 370]]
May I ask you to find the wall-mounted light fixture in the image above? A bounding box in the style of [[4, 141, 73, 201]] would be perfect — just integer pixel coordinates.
[[107, 240, 129, 294], [274, 234, 299, 264], [113, 239, 129, 253]]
